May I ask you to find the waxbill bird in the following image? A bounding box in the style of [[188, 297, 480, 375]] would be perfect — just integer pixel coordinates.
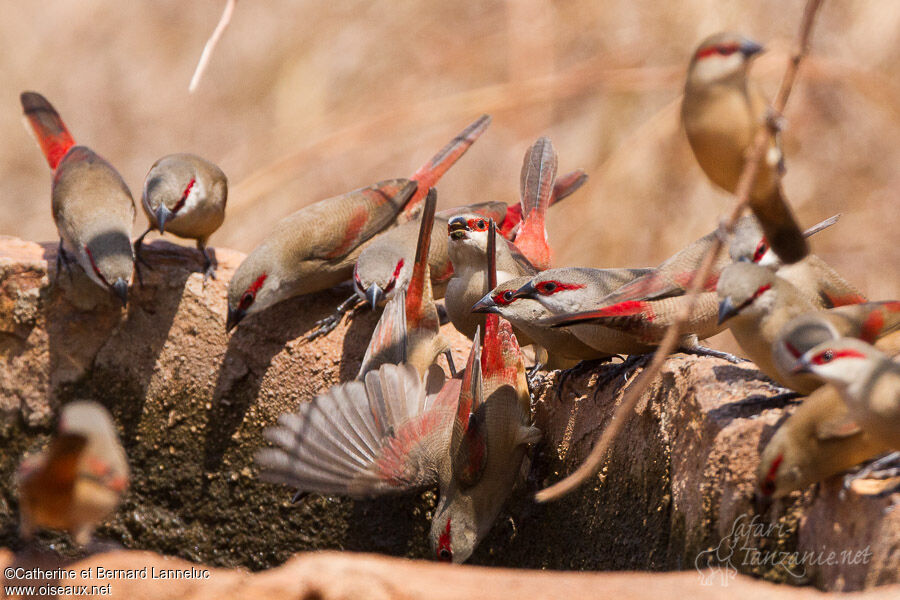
[[583, 213, 838, 317], [135, 153, 228, 278], [473, 271, 652, 365], [358, 189, 449, 378], [445, 137, 561, 339], [682, 32, 808, 264], [756, 384, 890, 502], [17, 401, 129, 545], [257, 322, 539, 563], [20, 91, 134, 307], [729, 213, 865, 308], [772, 301, 900, 384], [793, 338, 900, 451], [226, 115, 490, 332], [716, 261, 821, 392], [353, 169, 587, 309]]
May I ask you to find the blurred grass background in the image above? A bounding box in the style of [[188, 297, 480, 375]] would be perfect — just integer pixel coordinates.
[[1, 1, 898, 335]]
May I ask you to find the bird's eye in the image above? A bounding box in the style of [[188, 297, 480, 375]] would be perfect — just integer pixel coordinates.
[[752, 240, 768, 263], [538, 281, 557, 294], [717, 44, 738, 56], [503, 291, 514, 302], [476, 220, 486, 230], [820, 350, 834, 363], [239, 291, 255, 311], [438, 548, 452, 561]]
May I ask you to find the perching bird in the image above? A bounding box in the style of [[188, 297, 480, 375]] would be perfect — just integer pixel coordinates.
[[226, 115, 490, 332], [729, 213, 865, 308], [472, 274, 618, 367], [793, 338, 900, 451], [445, 137, 562, 340], [352, 169, 586, 309], [716, 261, 822, 393], [257, 319, 538, 563], [518, 267, 730, 359], [682, 32, 807, 264], [357, 189, 449, 378], [771, 301, 900, 385], [135, 153, 228, 279], [17, 401, 129, 545], [20, 91, 134, 306], [756, 384, 890, 502]]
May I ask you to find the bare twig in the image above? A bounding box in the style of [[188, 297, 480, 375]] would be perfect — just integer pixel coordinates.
[[535, 0, 825, 503], [189, 0, 237, 93]]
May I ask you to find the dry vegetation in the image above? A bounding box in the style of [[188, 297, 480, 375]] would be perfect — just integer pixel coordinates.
[[1, 1, 898, 354]]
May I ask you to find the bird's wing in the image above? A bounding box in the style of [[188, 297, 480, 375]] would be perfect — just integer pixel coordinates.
[[257, 363, 456, 497]]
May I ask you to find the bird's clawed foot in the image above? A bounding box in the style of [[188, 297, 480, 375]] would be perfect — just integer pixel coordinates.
[[133, 229, 154, 287], [680, 344, 746, 364], [199, 245, 217, 281], [307, 295, 364, 340], [844, 452, 900, 503]]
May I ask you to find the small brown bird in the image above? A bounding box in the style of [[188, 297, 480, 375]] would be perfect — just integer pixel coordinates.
[[682, 32, 807, 264], [352, 169, 586, 309], [520, 267, 728, 358], [17, 401, 129, 545], [257, 311, 538, 563], [772, 301, 900, 383], [21, 91, 134, 306], [756, 384, 890, 501], [729, 214, 865, 308], [357, 189, 448, 378], [794, 338, 900, 450], [716, 262, 822, 392], [445, 137, 562, 340], [135, 153, 228, 278], [472, 274, 615, 367], [226, 115, 490, 332]]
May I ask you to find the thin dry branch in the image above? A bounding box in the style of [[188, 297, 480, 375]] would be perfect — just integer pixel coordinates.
[[535, 0, 825, 503], [189, 0, 237, 93]]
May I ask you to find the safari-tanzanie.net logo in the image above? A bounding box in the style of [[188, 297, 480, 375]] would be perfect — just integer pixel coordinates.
[[694, 513, 872, 586]]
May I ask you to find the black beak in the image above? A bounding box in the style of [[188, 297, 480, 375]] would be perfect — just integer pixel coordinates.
[[739, 38, 764, 58], [717, 297, 739, 325], [471, 293, 498, 314], [790, 356, 811, 375], [155, 205, 174, 235], [365, 284, 384, 309], [112, 278, 128, 307], [512, 280, 537, 300], [226, 306, 245, 333], [448, 217, 467, 241]]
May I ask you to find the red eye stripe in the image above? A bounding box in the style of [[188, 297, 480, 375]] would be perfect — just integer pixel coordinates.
[[762, 453, 783, 496], [383, 259, 405, 294], [84, 246, 109, 285], [465, 218, 488, 232], [696, 43, 740, 60], [248, 273, 267, 295], [535, 280, 584, 295], [752, 283, 772, 300], [171, 178, 196, 214], [437, 518, 452, 561], [752, 239, 769, 263], [492, 290, 515, 306], [811, 348, 866, 365]]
